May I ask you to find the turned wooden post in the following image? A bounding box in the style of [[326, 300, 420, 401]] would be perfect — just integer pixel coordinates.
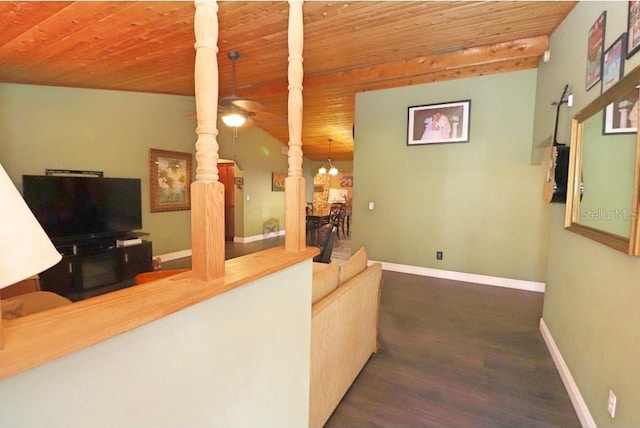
[[285, 0, 306, 252], [191, 0, 225, 281]]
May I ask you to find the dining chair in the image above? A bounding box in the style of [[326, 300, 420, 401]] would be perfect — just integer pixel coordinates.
[[313, 224, 337, 263], [329, 203, 347, 239]]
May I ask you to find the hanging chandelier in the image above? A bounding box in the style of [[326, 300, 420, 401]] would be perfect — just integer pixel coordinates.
[[319, 139, 339, 176]]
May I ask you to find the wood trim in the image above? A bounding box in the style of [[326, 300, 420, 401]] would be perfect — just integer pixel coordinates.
[[0, 246, 319, 380], [191, 1, 225, 281], [244, 36, 548, 98], [565, 224, 630, 254], [284, 0, 306, 253], [565, 62, 640, 255]]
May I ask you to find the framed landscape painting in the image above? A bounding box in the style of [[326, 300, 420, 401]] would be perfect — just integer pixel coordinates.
[[149, 148, 192, 212]]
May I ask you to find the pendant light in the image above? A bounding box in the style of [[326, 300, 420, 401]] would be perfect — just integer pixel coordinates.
[[319, 139, 338, 176]]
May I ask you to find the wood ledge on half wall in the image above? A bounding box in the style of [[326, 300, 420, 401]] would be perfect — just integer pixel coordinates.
[[0, 246, 319, 380]]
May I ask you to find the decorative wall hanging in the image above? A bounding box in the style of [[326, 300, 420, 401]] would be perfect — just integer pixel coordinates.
[[586, 11, 606, 91], [271, 172, 286, 192], [149, 148, 192, 212], [340, 175, 353, 187], [407, 100, 471, 146], [602, 33, 626, 93], [627, 1, 640, 58], [603, 86, 639, 135]]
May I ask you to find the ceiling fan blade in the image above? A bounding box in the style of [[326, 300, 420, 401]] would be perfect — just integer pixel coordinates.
[[219, 50, 270, 123], [251, 110, 287, 125], [231, 98, 265, 112], [220, 95, 239, 108]]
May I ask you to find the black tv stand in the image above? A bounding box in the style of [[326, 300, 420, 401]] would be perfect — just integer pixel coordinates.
[[39, 234, 153, 301]]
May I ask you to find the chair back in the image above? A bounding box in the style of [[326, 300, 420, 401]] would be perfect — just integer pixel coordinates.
[[329, 203, 347, 238], [313, 224, 337, 263], [328, 203, 343, 223]]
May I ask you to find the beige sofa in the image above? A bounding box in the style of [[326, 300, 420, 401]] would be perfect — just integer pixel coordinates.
[[309, 247, 383, 428]]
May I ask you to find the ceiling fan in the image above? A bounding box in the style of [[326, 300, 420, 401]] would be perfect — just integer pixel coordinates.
[[219, 50, 266, 128]]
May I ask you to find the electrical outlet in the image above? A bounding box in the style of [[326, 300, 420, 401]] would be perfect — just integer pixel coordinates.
[[607, 389, 617, 418], [436, 251, 443, 260]]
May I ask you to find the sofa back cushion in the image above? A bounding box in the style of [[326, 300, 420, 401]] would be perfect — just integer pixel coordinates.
[[312, 260, 340, 304], [338, 246, 368, 285]]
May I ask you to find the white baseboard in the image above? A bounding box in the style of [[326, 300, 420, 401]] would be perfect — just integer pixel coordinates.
[[156, 231, 286, 260], [234, 229, 285, 244], [539, 318, 596, 428], [155, 249, 192, 262], [373, 261, 545, 293]]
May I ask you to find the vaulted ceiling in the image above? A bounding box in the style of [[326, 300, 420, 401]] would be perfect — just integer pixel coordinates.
[[0, 1, 577, 160]]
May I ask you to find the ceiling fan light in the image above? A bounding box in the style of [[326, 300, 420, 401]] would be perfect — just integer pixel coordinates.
[[222, 112, 246, 127]]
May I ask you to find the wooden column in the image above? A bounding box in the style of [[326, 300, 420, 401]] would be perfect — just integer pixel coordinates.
[[285, 0, 306, 252], [191, 0, 225, 281]]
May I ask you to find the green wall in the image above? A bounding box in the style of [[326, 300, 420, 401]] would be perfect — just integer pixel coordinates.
[[536, 2, 640, 426], [216, 125, 289, 239], [0, 83, 294, 254], [0, 259, 313, 427], [353, 69, 548, 282]]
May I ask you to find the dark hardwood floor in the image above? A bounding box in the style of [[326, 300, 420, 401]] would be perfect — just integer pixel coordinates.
[[325, 271, 580, 428], [161, 239, 578, 427], [160, 236, 286, 269]]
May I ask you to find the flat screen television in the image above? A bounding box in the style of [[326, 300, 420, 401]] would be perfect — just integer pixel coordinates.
[[22, 175, 142, 244]]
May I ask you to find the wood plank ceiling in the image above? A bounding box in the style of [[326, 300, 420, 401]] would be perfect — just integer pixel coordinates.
[[0, 1, 576, 161]]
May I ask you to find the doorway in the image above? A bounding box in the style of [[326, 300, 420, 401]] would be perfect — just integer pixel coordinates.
[[218, 162, 235, 241]]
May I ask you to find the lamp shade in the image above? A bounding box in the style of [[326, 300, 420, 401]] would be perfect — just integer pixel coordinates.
[[0, 163, 61, 289], [221, 112, 247, 127]]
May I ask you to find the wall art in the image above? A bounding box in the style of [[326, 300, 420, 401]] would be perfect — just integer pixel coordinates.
[[407, 100, 471, 146], [149, 148, 192, 212]]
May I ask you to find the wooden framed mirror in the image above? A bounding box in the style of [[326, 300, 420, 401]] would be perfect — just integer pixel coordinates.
[[565, 64, 640, 255]]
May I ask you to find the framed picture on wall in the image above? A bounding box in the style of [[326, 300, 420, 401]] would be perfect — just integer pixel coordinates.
[[407, 100, 471, 146], [149, 148, 192, 212], [602, 33, 626, 93], [586, 11, 606, 91], [603, 86, 639, 134], [340, 175, 353, 187], [271, 172, 286, 192], [627, 1, 640, 58]]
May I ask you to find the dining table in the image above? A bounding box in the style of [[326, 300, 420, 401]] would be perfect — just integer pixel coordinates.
[[306, 208, 331, 245]]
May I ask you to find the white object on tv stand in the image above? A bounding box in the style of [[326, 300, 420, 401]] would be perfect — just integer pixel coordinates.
[[116, 238, 143, 248]]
